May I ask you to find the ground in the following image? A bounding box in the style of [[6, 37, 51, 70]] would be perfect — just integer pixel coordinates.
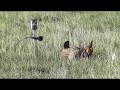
[[0, 11, 120, 79]]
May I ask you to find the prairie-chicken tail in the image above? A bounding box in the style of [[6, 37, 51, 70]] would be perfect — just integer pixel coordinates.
[[64, 41, 70, 49]]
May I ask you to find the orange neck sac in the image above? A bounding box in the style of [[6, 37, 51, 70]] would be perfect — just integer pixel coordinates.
[[85, 48, 93, 54]]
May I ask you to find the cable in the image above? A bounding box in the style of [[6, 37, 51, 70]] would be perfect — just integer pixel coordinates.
[[15, 37, 31, 47], [14, 36, 43, 47]]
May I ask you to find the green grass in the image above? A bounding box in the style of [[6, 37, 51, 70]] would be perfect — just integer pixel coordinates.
[[1, 11, 120, 79]]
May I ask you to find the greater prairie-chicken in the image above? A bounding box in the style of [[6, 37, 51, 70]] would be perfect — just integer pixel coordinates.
[[61, 41, 93, 59]]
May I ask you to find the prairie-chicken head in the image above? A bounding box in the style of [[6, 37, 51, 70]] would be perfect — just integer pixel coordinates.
[[84, 40, 93, 58]]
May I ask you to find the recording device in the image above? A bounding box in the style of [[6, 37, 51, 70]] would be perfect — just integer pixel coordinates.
[[15, 19, 43, 47], [31, 19, 37, 30]]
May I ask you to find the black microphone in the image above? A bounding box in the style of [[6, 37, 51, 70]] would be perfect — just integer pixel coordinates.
[[15, 36, 43, 47], [31, 36, 43, 41]]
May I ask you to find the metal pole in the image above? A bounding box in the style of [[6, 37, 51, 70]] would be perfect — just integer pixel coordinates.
[[31, 19, 39, 68], [34, 30, 39, 61]]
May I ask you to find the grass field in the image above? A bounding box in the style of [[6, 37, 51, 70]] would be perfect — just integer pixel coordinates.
[[1, 11, 120, 79]]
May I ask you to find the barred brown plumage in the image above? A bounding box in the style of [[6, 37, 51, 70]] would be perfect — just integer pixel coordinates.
[[62, 48, 80, 59]]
